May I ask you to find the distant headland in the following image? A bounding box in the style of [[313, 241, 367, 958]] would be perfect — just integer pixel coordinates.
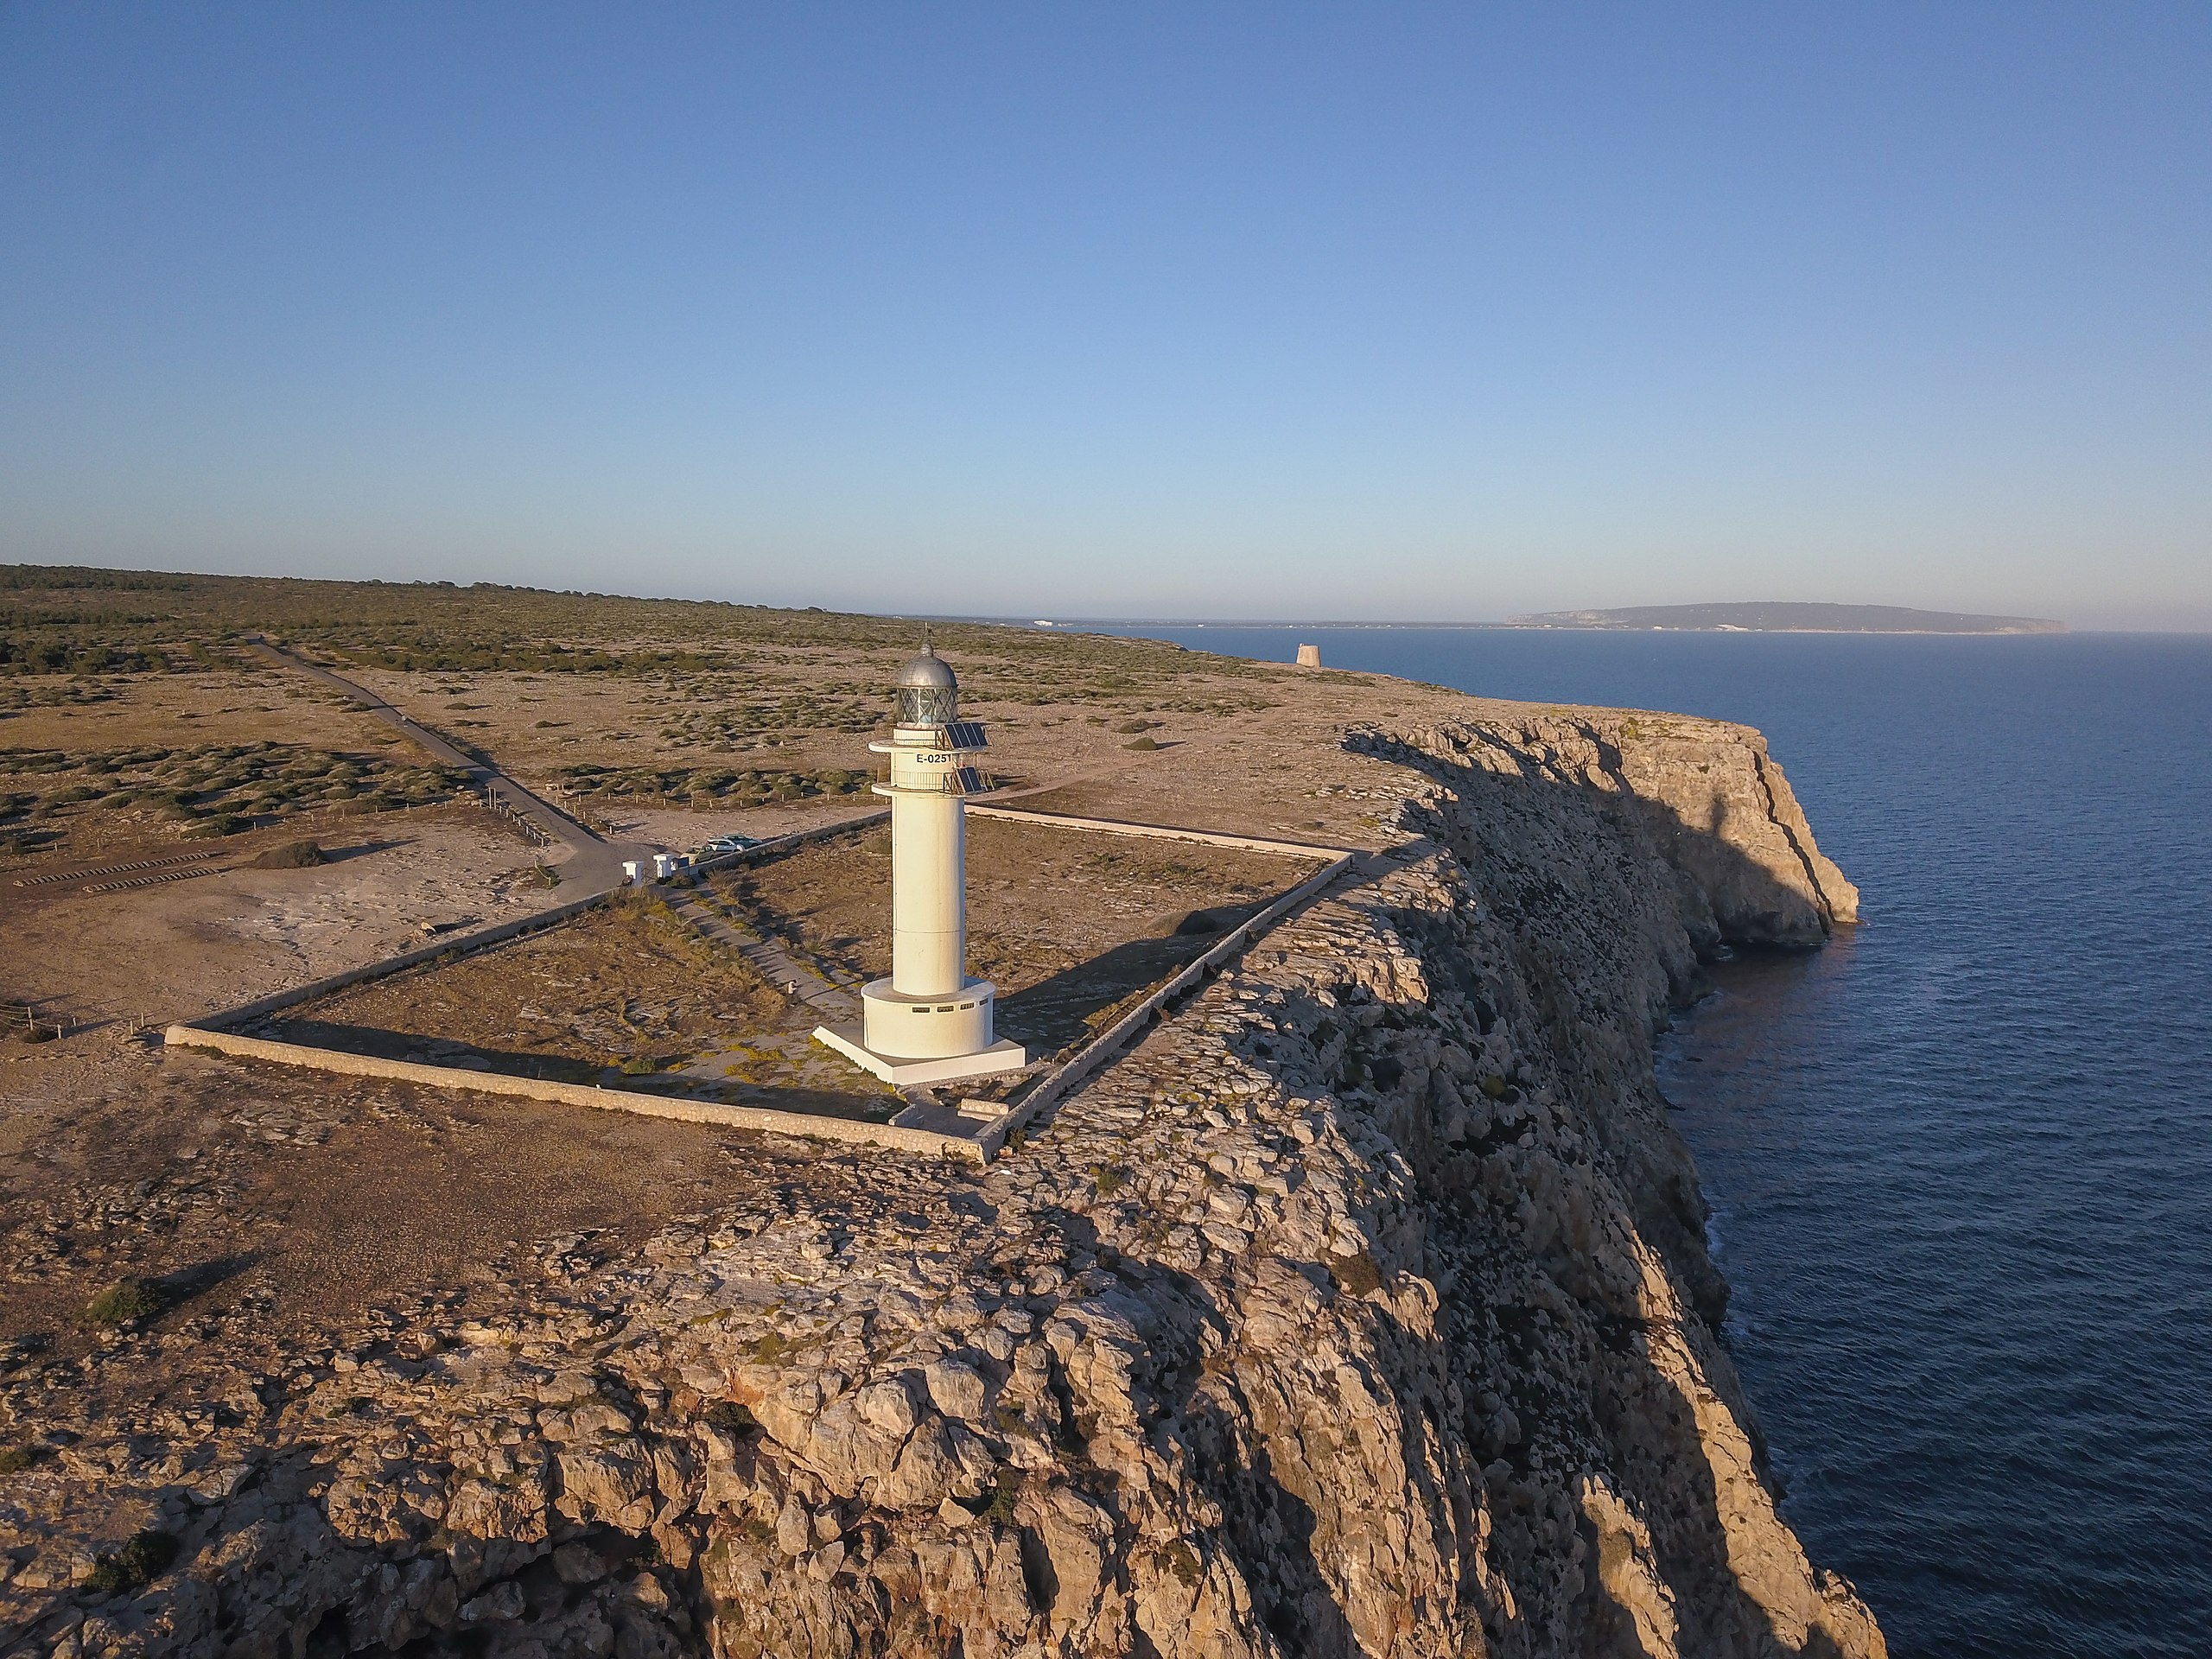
[[1511, 601, 2067, 634]]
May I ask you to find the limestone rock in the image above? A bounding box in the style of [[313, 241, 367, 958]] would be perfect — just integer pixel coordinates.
[[923, 1357, 989, 1421], [0, 709, 1882, 1659]]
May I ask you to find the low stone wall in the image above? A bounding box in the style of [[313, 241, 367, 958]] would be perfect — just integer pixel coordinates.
[[196, 893, 610, 1030], [162, 1025, 988, 1163], [191, 813, 888, 1033], [166, 804, 1359, 1164], [673, 809, 888, 880], [971, 845, 1359, 1156], [967, 804, 1344, 861]]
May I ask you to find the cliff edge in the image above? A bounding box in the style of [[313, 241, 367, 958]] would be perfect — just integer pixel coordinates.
[[1, 712, 1882, 1659]]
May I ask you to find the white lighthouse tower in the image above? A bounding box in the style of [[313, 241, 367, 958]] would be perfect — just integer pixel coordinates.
[[812, 648, 1027, 1086]]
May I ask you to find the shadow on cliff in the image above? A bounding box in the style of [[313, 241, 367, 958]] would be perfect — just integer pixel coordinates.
[[1057, 729, 1870, 1656], [1351, 726, 1846, 960], [1342, 732, 1832, 1322], [1255, 959, 1850, 1656]]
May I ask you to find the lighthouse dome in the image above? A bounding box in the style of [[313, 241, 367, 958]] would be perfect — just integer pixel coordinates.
[[894, 647, 959, 724], [895, 649, 957, 691]]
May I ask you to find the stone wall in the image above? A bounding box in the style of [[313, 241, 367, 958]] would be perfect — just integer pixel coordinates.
[[161, 1027, 990, 1163]]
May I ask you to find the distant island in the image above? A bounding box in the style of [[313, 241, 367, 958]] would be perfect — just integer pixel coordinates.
[[1511, 601, 2066, 634]]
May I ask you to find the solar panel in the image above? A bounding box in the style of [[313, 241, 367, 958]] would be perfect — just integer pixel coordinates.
[[954, 766, 983, 794], [944, 721, 988, 750]]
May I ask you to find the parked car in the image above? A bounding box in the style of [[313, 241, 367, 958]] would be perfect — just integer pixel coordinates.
[[699, 835, 758, 856]]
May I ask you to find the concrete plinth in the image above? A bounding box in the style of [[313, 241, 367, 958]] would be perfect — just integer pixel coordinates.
[[861, 976, 1001, 1059], [811, 1023, 1029, 1087]]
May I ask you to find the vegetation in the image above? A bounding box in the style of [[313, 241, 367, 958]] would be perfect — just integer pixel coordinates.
[[0, 567, 1275, 707], [703, 1400, 761, 1437], [554, 762, 870, 808], [0, 741, 471, 854], [658, 690, 880, 748], [981, 1472, 1022, 1524], [0, 678, 120, 716], [250, 838, 326, 869], [347, 640, 735, 675], [83, 1277, 165, 1326], [83, 1529, 181, 1595], [1327, 1250, 1384, 1298], [1156, 1538, 1204, 1588]]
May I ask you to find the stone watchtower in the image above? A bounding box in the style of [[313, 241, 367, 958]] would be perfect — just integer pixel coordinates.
[[812, 647, 1027, 1086]]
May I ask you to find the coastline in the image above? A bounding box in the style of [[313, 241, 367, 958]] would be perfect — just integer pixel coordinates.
[[963, 618, 2070, 637], [0, 691, 1881, 1657]]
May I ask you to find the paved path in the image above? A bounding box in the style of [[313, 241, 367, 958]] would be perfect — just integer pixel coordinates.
[[242, 635, 651, 893], [658, 887, 860, 1020]]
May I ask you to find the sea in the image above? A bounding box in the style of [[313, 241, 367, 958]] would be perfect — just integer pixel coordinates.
[[1090, 623, 2212, 1658]]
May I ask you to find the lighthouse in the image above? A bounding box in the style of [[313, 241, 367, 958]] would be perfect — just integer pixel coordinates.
[[812, 648, 1027, 1086]]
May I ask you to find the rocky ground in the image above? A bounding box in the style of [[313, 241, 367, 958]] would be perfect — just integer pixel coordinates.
[[3, 728, 1872, 1656], [2, 575, 1876, 1656]]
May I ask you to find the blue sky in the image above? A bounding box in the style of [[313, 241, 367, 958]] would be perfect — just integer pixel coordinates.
[[3, 3, 2207, 626]]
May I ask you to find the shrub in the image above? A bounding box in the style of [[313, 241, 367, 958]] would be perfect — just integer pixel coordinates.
[[0, 1445, 45, 1476], [83, 1529, 179, 1596], [982, 1474, 1021, 1524], [1123, 735, 1158, 752], [251, 839, 324, 869], [84, 1277, 164, 1326], [703, 1400, 761, 1437], [1327, 1251, 1384, 1298], [1158, 1538, 1203, 1588]]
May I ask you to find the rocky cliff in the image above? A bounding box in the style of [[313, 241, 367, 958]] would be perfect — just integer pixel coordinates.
[[2, 713, 1883, 1659]]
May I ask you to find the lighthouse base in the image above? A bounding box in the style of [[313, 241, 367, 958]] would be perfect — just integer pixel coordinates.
[[812, 978, 1028, 1086], [812, 1025, 1028, 1088]]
